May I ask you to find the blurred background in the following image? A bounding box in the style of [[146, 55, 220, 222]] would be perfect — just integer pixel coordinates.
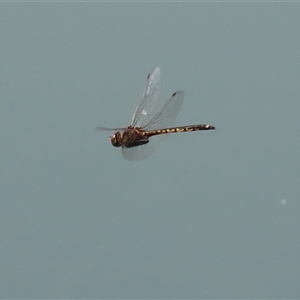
[[1, 3, 300, 298]]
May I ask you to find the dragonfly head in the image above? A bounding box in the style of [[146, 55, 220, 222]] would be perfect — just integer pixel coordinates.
[[109, 132, 121, 147]]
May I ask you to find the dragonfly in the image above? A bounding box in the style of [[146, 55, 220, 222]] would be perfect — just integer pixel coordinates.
[[97, 67, 215, 161]]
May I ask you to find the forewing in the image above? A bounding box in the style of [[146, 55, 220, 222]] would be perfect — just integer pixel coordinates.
[[144, 91, 184, 132], [121, 142, 156, 161], [96, 126, 125, 131], [131, 67, 161, 127]]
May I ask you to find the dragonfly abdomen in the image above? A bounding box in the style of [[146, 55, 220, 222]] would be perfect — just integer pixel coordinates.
[[145, 124, 215, 137]]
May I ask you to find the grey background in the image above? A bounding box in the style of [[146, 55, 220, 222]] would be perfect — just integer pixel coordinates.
[[1, 3, 300, 299]]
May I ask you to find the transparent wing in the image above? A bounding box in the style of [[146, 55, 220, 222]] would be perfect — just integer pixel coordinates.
[[131, 67, 161, 127], [121, 141, 156, 161], [96, 126, 126, 131], [144, 91, 184, 131]]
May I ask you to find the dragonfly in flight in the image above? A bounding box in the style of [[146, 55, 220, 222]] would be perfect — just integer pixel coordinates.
[[97, 67, 215, 161]]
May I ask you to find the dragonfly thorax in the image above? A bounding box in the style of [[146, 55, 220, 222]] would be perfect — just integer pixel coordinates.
[[110, 127, 150, 148]]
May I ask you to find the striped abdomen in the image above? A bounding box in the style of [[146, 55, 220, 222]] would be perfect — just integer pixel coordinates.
[[144, 124, 215, 137]]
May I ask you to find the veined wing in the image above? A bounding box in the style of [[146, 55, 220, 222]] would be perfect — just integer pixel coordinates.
[[131, 67, 161, 128], [121, 141, 156, 161], [143, 91, 184, 132]]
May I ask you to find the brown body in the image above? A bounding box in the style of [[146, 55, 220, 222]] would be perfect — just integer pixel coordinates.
[[110, 124, 215, 148], [98, 67, 216, 160]]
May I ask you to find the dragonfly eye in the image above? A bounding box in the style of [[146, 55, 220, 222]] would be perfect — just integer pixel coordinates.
[[110, 134, 121, 147]]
